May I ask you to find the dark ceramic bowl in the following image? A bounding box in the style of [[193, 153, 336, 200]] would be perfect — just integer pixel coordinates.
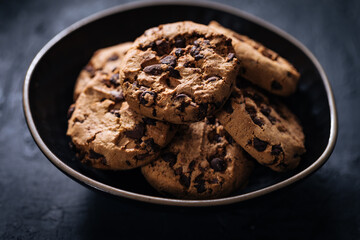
[[23, 1, 337, 206]]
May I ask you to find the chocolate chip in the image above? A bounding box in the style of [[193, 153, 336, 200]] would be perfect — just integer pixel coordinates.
[[160, 55, 177, 67], [223, 101, 233, 114], [194, 180, 206, 193], [208, 132, 222, 143], [152, 108, 157, 117], [175, 48, 185, 57], [107, 54, 119, 61], [67, 104, 75, 119], [194, 54, 204, 60], [143, 64, 163, 75], [109, 73, 120, 86], [225, 133, 234, 144], [124, 123, 145, 139], [184, 61, 195, 68], [245, 106, 257, 115], [125, 160, 131, 166], [139, 91, 157, 106], [252, 116, 264, 127], [134, 153, 150, 160], [153, 39, 170, 55], [179, 174, 190, 188], [168, 67, 181, 78], [175, 94, 189, 100], [190, 46, 200, 56], [253, 137, 268, 152], [110, 109, 120, 118], [271, 80, 283, 90], [206, 76, 220, 82], [142, 117, 156, 125], [174, 167, 183, 175], [162, 152, 177, 167], [111, 90, 124, 103], [227, 53, 236, 61], [271, 145, 283, 155], [144, 138, 160, 152], [194, 173, 204, 183], [197, 103, 208, 120], [260, 107, 271, 116], [210, 158, 227, 172], [174, 37, 186, 48], [100, 158, 107, 166], [189, 160, 196, 171], [206, 116, 216, 125], [89, 149, 104, 159]]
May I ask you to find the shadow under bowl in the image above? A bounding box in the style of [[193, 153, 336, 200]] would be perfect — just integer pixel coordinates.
[[23, 1, 337, 206]]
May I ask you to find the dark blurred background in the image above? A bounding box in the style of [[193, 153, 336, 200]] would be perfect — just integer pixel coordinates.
[[0, 0, 359, 239]]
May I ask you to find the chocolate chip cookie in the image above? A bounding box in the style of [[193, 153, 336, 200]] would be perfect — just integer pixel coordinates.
[[119, 21, 239, 124], [73, 42, 133, 100], [141, 118, 254, 199], [209, 21, 300, 96], [67, 71, 176, 170], [216, 85, 305, 172]]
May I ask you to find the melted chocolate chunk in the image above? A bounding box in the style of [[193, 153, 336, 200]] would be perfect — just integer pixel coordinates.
[[160, 55, 177, 67], [162, 152, 177, 167], [271, 145, 283, 155], [143, 64, 163, 75], [124, 123, 145, 139], [271, 80, 283, 90], [67, 104, 75, 119], [179, 174, 190, 188], [210, 158, 227, 172], [253, 137, 268, 152]]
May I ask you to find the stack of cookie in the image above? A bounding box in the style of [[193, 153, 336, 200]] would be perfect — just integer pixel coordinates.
[[67, 21, 306, 199]]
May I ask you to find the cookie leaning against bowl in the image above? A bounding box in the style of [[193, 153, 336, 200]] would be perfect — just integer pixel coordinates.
[[119, 21, 239, 124], [67, 72, 176, 170], [141, 118, 254, 199], [209, 21, 300, 96], [216, 86, 306, 172], [73, 42, 133, 100]]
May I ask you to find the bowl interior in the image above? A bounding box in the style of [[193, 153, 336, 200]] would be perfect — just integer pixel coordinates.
[[26, 3, 331, 201]]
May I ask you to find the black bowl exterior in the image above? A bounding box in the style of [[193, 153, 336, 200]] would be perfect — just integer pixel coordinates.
[[23, 1, 337, 206]]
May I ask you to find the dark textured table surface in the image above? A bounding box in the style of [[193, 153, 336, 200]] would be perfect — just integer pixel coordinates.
[[1, 0, 359, 239]]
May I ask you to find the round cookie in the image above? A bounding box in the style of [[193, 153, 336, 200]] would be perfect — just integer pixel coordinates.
[[216, 85, 306, 172], [141, 118, 254, 199], [67, 71, 176, 170], [73, 42, 133, 100], [119, 21, 239, 124], [209, 21, 300, 96]]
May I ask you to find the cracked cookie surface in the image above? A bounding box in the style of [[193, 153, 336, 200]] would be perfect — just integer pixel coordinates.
[[141, 118, 253, 199], [73, 42, 133, 100], [216, 85, 306, 172], [209, 21, 300, 96], [120, 21, 239, 124], [67, 72, 176, 170]]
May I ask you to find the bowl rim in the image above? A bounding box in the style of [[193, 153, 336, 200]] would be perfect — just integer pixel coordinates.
[[22, 0, 338, 207]]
